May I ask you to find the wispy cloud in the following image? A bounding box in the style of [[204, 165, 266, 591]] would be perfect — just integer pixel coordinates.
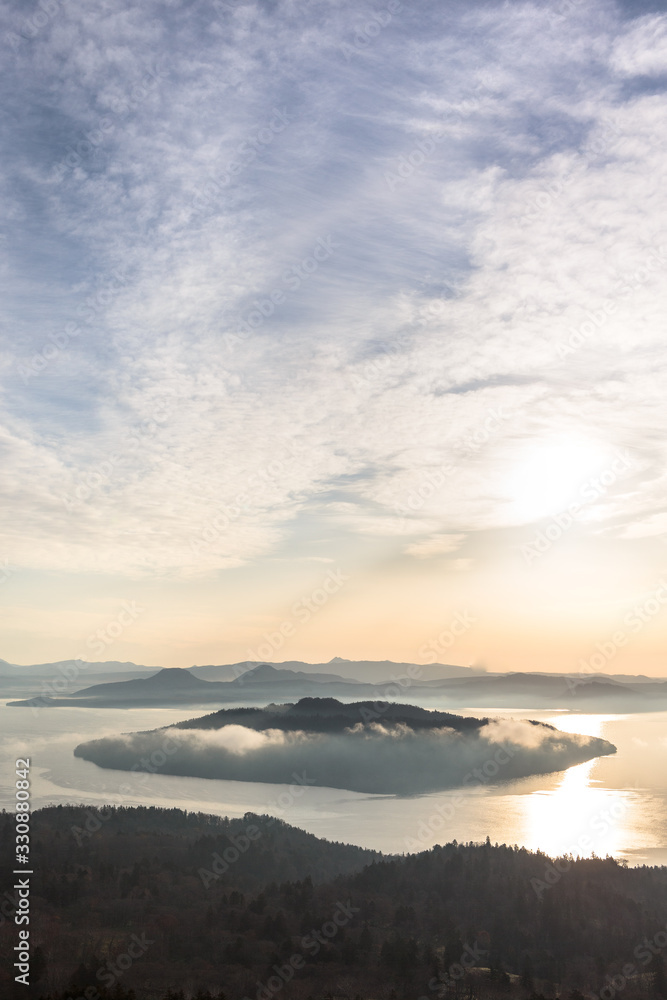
[[2, 0, 667, 585], [404, 534, 466, 559]]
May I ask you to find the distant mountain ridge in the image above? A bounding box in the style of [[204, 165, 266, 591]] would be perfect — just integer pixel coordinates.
[[226, 663, 357, 685], [66, 666, 210, 700], [3, 654, 665, 683], [7, 663, 382, 707], [0, 656, 477, 694], [5, 658, 667, 711], [0, 657, 158, 676], [190, 657, 482, 683]]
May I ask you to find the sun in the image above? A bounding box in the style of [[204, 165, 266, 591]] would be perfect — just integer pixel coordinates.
[[503, 437, 613, 523]]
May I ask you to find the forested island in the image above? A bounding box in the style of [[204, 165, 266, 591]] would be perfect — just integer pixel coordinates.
[[72, 698, 616, 795]]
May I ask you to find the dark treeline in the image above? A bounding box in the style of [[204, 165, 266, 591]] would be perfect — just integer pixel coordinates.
[[1, 806, 666, 1000], [37, 990, 224, 1000], [171, 698, 489, 733]]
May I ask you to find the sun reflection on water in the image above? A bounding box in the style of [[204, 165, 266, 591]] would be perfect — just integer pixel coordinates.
[[522, 715, 636, 859]]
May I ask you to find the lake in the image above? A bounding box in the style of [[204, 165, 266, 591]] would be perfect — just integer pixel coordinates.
[[2, 700, 666, 865]]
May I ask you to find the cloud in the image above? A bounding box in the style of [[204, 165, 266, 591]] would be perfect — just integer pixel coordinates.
[[610, 14, 667, 76], [166, 724, 288, 755], [404, 533, 466, 559], [481, 718, 576, 751], [2, 0, 667, 582], [75, 716, 615, 795]]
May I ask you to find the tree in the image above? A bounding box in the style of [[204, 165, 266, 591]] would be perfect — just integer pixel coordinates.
[[31, 945, 47, 984], [650, 953, 667, 998], [520, 954, 534, 993]]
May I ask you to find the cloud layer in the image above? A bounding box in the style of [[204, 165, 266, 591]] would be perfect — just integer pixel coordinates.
[[75, 718, 615, 795]]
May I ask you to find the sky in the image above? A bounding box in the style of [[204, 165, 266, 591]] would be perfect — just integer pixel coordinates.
[[3, 0, 667, 674]]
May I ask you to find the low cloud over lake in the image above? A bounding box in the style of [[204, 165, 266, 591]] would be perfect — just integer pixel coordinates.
[[75, 704, 615, 795]]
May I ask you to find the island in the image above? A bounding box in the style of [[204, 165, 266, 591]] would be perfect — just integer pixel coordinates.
[[73, 697, 616, 795]]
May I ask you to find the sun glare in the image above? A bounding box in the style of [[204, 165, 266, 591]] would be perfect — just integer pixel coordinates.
[[503, 438, 613, 523]]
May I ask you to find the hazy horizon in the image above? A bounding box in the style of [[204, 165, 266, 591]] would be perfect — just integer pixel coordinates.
[[2, 653, 667, 681]]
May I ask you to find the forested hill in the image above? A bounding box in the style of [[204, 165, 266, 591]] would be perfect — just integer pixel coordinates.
[[171, 697, 488, 732], [2, 806, 666, 1000], [3, 804, 381, 891]]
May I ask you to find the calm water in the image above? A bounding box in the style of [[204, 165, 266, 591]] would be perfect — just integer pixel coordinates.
[[2, 701, 666, 865]]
